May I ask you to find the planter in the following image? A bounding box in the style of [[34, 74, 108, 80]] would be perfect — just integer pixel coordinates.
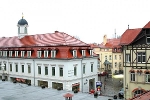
[[94, 92, 98, 98], [41, 85, 45, 89], [113, 95, 117, 99], [13, 80, 17, 83], [27, 83, 31, 86], [57, 87, 61, 91], [74, 89, 78, 93]]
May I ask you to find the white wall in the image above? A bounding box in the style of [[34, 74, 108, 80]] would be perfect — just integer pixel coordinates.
[[0, 57, 98, 92]]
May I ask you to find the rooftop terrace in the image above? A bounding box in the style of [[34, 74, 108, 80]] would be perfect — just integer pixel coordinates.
[[0, 81, 113, 100]]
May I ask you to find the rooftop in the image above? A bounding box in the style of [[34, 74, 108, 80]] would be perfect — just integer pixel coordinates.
[[0, 81, 113, 100]]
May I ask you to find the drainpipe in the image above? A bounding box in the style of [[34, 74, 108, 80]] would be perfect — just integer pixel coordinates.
[[33, 59, 35, 86], [81, 58, 83, 93]]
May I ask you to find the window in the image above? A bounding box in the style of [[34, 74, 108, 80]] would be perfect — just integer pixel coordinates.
[[105, 55, 107, 60], [59, 67, 63, 76], [44, 50, 49, 58], [147, 36, 150, 44], [83, 65, 85, 74], [52, 67, 55, 76], [27, 51, 31, 58], [22, 65, 24, 73], [25, 27, 27, 33], [0, 51, 2, 57], [0, 63, 1, 70], [15, 51, 18, 57], [145, 74, 150, 83], [45, 66, 48, 75], [3, 51, 7, 57], [119, 55, 121, 60], [137, 52, 146, 63], [10, 64, 12, 72], [130, 72, 135, 81], [51, 50, 56, 58], [82, 50, 86, 56], [119, 62, 121, 67], [115, 55, 117, 60], [38, 66, 41, 74], [21, 51, 25, 57], [115, 62, 117, 67], [37, 51, 42, 58], [4, 64, 6, 71], [126, 54, 131, 62], [73, 50, 77, 58], [9, 51, 12, 57], [16, 64, 18, 72], [90, 50, 93, 56], [28, 65, 31, 73], [109, 55, 112, 60], [74, 66, 77, 76], [91, 64, 93, 72]]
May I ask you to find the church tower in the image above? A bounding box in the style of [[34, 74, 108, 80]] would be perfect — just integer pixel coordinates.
[[17, 13, 28, 38]]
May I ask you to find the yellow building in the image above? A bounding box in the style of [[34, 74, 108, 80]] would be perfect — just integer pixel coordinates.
[[120, 22, 150, 99], [92, 35, 123, 75]]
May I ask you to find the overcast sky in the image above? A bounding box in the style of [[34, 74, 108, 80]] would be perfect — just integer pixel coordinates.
[[0, 0, 150, 43]]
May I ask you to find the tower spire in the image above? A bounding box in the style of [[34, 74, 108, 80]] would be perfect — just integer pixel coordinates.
[[22, 13, 24, 19]]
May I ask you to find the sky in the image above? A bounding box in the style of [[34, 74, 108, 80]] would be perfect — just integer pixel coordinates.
[[0, 0, 150, 43]]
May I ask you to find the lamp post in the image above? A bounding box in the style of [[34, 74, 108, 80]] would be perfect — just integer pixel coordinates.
[[1, 61, 5, 81]]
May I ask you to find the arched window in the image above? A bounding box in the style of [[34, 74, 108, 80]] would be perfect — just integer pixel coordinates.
[[24, 27, 27, 33]]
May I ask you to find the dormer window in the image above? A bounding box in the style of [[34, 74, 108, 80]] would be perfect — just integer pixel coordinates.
[[15, 51, 18, 57], [3, 51, 7, 57], [0, 51, 2, 57], [44, 50, 49, 58], [73, 50, 77, 58], [37, 51, 42, 58], [90, 50, 93, 56], [82, 50, 86, 57], [27, 51, 31, 58], [147, 36, 150, 44], [51, 50, 56, 58], [9, 51, 12, 57], [21, 51, 25, 57]]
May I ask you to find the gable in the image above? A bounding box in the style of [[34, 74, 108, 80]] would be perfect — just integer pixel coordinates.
[[131, 29, 150, 45]]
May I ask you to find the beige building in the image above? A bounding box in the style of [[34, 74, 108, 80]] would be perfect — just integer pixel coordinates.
[[91, 35, 123, 75], [120, 22, 150, 99]]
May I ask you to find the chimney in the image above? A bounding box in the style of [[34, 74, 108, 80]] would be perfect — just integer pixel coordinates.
[[128, 25, 129, 29], [103, 35, 107, 45]]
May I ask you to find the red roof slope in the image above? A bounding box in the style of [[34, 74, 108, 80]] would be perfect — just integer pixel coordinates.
[[0, 32, 89, 47], [143, 21, 150, 28], [129, 90, 150, 100], [120, 28, 142, 45], [99, 38, 121, 48]]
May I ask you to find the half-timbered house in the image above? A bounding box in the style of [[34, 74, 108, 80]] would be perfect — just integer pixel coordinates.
[[120, 23, 150, 99]]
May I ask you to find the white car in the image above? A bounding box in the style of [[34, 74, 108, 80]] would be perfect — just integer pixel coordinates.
[[118, 88, 124, 98]]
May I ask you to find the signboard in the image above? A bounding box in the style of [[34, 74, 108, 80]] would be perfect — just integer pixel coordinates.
[[96, 81, 102, 88]]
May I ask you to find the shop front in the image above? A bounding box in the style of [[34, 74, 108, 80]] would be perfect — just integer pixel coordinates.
[[38, 80, 48, 87], [52, 82, 63, 90], [72, 83, 80, 91]]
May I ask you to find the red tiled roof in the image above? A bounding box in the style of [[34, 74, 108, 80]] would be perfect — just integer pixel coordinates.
[[120, 28, 142, 45], [0, 32, 89, 47], [143, 21, 150, 28], [129, 90, 150, 100], [100, 38, 121, 48]]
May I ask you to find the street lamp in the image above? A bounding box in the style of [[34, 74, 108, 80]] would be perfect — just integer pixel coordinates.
[[1, 61, 5, 81]]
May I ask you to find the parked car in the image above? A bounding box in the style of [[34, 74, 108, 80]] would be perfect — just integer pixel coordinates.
[[118, 88, 124, 99]]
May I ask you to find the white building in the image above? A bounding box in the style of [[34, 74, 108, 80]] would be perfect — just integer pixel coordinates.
[[0, 15, 98, 93]]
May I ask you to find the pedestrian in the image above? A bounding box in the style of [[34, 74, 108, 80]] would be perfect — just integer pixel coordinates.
[[104, 84, 105, 90]]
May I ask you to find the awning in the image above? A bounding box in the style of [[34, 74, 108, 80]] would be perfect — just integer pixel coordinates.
[[112, 74, 124, 78]]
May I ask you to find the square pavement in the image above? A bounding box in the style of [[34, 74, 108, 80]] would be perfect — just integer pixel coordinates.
[[0, 81, 114, 100]]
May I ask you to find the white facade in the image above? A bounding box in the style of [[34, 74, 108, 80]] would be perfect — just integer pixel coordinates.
[[0, 57, 98, 92]]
